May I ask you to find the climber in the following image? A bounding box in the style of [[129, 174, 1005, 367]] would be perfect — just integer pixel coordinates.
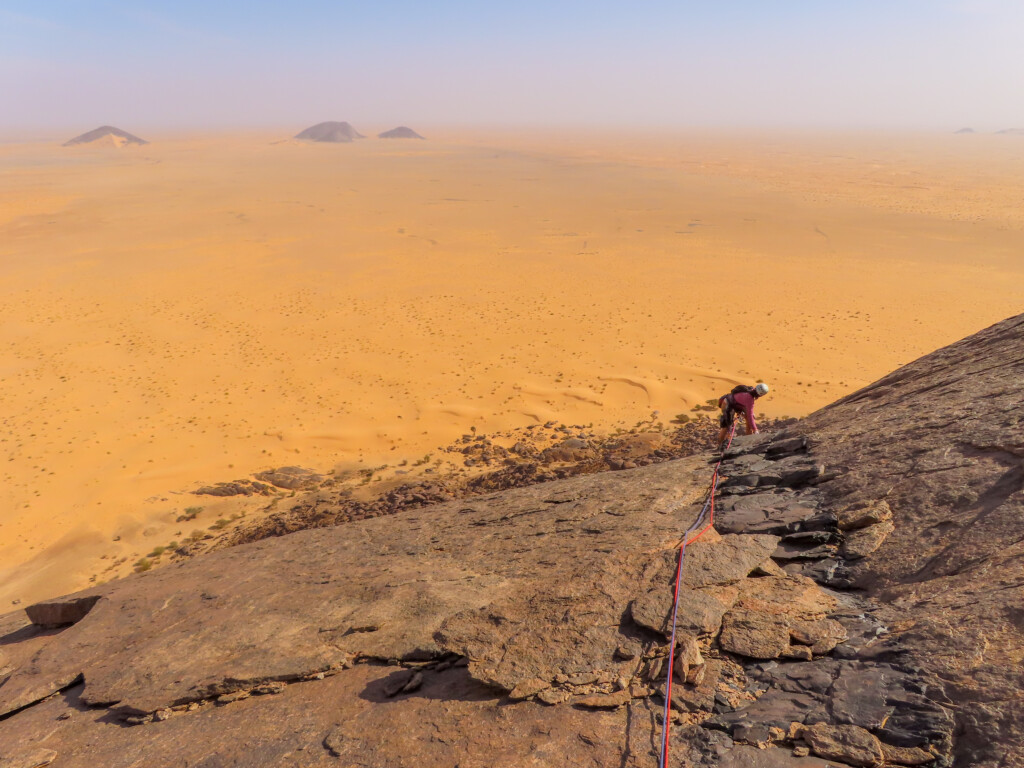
[[717, 383, 769, 447]]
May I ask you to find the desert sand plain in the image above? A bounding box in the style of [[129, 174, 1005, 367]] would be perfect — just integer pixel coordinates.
[[1, 128, 1022, 606]]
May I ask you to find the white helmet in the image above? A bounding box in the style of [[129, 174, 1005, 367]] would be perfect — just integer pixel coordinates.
[[754, 382, 770, 396]]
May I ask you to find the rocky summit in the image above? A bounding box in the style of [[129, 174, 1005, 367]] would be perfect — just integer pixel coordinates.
[[1, 314, 1022, 768]]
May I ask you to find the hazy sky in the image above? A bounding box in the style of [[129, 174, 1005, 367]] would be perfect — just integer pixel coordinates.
[[2, 0, 1022, 132]]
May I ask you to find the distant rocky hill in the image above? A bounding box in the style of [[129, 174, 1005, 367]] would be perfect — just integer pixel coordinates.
[[379, 126, 425, 139], [294, 121, 365, 142], [1, 315, 1022, 768], [63, 126, 148, 147]]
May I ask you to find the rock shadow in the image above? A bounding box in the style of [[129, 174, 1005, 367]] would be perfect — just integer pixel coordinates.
[[0, 623, 62, 647], [359, 665, 502, 705]]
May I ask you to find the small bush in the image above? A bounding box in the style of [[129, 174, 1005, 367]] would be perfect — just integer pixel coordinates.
[[148, 546, 166, 558], [178, 506, 204, 522], [210, 518, 230, 530], [134, 558, 152, 573]]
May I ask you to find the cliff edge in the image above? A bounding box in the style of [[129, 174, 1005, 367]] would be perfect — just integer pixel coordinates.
[[0, 315, 1021, 768]]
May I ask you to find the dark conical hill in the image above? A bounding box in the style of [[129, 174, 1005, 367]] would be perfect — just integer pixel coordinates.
[[63, 126, 148, 147], [378, 126, 425, 139], [294, 122, 365, 143]]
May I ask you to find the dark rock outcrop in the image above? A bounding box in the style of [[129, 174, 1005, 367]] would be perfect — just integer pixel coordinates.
[[252, 465, 325, 490], [777, 312, 1024, 767], [24, 596, 101, 628]]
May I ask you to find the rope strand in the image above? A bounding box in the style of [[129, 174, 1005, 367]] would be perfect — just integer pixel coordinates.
[[658, 423, 735, 768]]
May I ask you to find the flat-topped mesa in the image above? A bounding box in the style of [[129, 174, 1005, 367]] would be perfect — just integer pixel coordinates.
[[378, 126, 425, 139], [63, 126, 148, 147], [294, 121, 365, 143]]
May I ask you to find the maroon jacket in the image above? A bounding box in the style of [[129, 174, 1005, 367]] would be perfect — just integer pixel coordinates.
[[720, 391, 757, 431]]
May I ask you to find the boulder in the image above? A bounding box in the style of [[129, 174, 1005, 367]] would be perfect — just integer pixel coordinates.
[[793, 722, 885, 767], [672, 634, 704, 684], [880, 742, 936, 765], [840, 520, 895, 559], [542, 438, 593, 463], [765, 436, 809, 459], [537, 688, 570, 705], [630, 584, 738, 637], [789, 619, 848, 655], [720, 610, 791, 659], [681, 534, 781, 588], [508, 677, 549, 701], [836, 500, 892, 531], [672, 657, 723, 712], [24, 595, 101, 628], [732, 575, 837, 620], [777, 465, 826, 488]]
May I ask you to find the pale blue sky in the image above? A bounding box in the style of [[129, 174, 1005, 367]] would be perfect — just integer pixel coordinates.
[[2, 1, 1022, 132]]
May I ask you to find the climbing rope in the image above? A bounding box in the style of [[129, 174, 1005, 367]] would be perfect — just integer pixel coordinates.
[[658, 423, 735, 768]]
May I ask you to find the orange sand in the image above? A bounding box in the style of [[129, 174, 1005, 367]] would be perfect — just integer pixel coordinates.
[[1, 129, 1022, 606]]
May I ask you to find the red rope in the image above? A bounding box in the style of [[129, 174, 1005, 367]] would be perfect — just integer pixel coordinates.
[[658, 424, 734, 768]]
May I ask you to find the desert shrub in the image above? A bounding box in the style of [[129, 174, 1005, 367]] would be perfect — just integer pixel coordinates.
[[177, 506, 204, 522], [134, 558, 152, 573], [148, 546, 166, 558]]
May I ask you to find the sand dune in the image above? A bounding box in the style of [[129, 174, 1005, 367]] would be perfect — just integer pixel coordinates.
[[0, 129, 1022, 606]]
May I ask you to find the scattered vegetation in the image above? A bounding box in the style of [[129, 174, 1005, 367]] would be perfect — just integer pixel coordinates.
[[133, 558, 152, 573], [209, 513, 243, 532], [177, 506, 204, 522]]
